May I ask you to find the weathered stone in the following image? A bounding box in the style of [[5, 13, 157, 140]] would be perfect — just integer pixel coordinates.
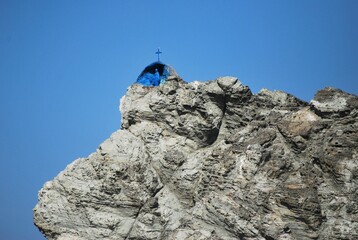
[[217, 76, 238, 92], [310, 87, 358, 118], [34, 76, 358, 240]]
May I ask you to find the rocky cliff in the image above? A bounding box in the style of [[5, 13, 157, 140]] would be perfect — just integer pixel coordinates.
[[34, 76, 358, 240]]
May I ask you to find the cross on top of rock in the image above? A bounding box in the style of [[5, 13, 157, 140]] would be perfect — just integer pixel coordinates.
[[155, 48, 162, 62]]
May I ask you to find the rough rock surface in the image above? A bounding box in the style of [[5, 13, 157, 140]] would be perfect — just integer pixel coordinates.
[[34, 76, 358, 240]]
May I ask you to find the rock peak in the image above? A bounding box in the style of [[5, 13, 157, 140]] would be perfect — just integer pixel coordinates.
[[34, 77, 358, 240]]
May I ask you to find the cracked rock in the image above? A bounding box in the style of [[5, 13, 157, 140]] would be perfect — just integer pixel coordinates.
[[34, 76, 358, 240]]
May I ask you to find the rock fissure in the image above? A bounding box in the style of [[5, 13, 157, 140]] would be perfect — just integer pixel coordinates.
[[124, 184, 165, 240]]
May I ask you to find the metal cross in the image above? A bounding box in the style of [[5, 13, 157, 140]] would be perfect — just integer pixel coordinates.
[[155, 48, 162, 61]]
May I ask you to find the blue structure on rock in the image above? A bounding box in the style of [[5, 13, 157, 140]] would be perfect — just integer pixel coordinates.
[[136, 61, 178, 87], [136, 49, 178, 87]]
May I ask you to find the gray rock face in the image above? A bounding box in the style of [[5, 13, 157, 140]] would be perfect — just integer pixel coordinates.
[[34, 77, 358, 240]]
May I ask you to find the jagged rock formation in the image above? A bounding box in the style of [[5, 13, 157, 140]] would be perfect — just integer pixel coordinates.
[[34, 76, 358, 240]]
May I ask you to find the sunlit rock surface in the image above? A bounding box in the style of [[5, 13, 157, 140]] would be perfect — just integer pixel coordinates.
[[34, 77, 358, 240]]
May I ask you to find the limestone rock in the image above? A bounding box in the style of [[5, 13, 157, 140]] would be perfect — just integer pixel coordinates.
[[310, 87, 358, 118], [34, 76, 358, 240]]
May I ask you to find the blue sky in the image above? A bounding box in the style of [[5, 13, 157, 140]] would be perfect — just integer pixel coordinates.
[[0, 0, 357, 239]]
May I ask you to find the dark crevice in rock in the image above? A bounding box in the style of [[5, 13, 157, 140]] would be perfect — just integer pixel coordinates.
[[263, 235, 275, 240], [310, 104, 351, 118], [205, 127, 221, 145], [124, 184, 164, 240]]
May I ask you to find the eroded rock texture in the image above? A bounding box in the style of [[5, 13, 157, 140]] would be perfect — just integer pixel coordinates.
[[34, 77, 358, 240]]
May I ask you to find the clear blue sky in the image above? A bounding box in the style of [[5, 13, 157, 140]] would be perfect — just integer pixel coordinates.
[[0, 0, 357, 239]]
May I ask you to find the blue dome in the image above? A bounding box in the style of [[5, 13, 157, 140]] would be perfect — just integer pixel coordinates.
[[136, 61, 178, 87]]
